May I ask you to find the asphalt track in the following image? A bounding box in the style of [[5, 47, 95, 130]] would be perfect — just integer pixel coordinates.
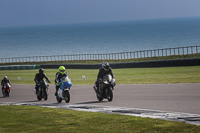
[[1, 83, 200, 125]]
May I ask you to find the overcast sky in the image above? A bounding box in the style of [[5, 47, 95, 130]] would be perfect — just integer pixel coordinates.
[[0, 0, 200, 27]]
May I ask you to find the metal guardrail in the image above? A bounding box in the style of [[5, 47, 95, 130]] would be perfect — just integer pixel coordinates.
[[0, 46, 199, 63]]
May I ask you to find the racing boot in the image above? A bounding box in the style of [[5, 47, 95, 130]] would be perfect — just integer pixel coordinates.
[[93, 85, 97, 93], [34, 88, 37, 94], [55, 86, 59, 96]]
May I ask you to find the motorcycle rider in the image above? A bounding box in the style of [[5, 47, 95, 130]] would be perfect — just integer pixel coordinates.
[[94, 62, 115, 94], [54, 66, 68, 96], [34, 68, 50, 94], [1, 76, 11, 97]]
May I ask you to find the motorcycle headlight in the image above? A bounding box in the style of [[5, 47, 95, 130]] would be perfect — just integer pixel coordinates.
[[104, 81, 109, 84], [111, 78, 115, 84], [107, 75, 112, 82]]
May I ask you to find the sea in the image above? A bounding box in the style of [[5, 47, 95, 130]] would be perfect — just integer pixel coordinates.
[[0, 17, 200, 58]]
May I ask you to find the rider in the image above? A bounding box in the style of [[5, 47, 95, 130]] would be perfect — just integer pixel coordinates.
[[54, 66, 68, 96], [1, 76, 11, 96], [94, 62, 115, 94], [34, 68, 50, 94]]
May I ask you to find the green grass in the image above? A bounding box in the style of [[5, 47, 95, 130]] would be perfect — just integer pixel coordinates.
[[0, 66, 200, 85], [0, 105, 199, 133]]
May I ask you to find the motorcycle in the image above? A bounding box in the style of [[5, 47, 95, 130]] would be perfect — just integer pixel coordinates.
[[2, 83, 11, 97], [94, 74, 116, 102], [36, 80, 49, 101], [56, 76, 72, 103]]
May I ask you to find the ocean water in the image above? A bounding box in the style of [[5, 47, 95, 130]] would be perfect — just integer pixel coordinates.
[[0, 17, 200, 58]]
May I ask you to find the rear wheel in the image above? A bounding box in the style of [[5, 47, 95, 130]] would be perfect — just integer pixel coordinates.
[[64, 90, 70, 103], [106, 87, 113, 102]]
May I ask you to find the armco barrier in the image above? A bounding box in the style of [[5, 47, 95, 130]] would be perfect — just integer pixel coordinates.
[[40, 58, 200, 69], [40, 64, 101, 69], [1, 46, 200, 63], [0, 65, 39, 70]]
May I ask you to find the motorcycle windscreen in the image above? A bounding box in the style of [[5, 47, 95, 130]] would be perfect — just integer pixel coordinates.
[[60, 81, 72, 90]]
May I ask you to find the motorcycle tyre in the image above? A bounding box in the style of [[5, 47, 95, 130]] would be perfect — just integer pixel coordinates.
[[106, 87, 113, 102], [37, 88, 42, 101], [37, 94, 42, 101], [37, 96, 42, 101], [44, 95, 48, 100], [56, 95, 62, 103], [43, 89, 48, 100], [5, 90, 10, 97], [96, 94, 103, 101], [64, 90, 70, 103]]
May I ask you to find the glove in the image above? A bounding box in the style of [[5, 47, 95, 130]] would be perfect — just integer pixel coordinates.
[[56, 82, 62, 86]]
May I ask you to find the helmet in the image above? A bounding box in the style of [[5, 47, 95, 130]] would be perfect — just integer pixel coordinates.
[[59, 66, 65, 74], [39, 68, 44, 74], [4, 76, 8, 80], [102, 62, 110, 70]]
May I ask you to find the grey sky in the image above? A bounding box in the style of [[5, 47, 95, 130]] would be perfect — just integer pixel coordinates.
[[0, 0, 200, 27]]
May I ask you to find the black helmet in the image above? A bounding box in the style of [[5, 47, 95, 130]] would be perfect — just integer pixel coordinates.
[[102, 62, 110, 70], [39, 68, 44, 74]]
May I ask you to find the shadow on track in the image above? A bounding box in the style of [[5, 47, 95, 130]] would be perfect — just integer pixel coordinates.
[[21, 100, 40, 103], [75, 101, 107, 104]]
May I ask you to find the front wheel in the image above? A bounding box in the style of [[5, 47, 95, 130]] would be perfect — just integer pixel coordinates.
[[64, 90, 70, 103], [37, 92, 42, 101], [56, 94, 62, 103], [96, 94, 103, 101], [37, 95, 42, 101], [5, 90, 10, 97], [37, 88, 42, 101], [106, 87, 113, 102], [43, 89, 48, 100]]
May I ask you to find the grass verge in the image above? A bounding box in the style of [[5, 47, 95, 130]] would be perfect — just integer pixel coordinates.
[[0, 66, 200, 85], [0, 105, 199, 133]]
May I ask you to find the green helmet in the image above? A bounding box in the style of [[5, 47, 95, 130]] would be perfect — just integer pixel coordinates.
[[59, 66, 65, 74]]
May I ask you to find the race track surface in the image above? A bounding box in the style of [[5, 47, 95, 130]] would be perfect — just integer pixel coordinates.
[[1, 83, 200, 115]]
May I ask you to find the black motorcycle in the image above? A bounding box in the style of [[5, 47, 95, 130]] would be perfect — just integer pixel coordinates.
[[37, 80, 49, 101], [94, 74, 116, 102]]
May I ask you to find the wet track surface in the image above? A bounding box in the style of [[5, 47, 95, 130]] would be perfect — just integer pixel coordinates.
[[1, 83, 200, 125]]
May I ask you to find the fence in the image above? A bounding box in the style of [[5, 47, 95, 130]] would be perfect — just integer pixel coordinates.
[[0, 65, 39, 70], [0, 46, 200, 63]]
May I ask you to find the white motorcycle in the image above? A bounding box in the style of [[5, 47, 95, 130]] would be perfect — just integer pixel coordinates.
[[56, 76, 72, 103]]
